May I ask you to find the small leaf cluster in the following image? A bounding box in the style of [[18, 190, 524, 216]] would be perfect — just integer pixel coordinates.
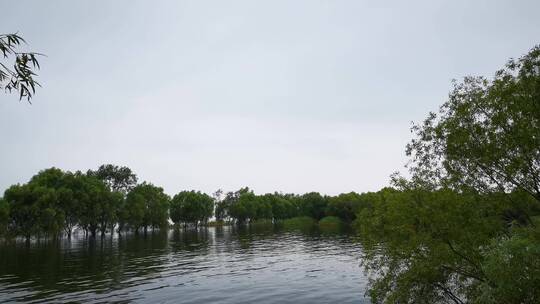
[[0, 33, 42, 102]]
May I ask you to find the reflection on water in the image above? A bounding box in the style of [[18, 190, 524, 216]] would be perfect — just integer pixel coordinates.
[[0, 226, 369, 303]]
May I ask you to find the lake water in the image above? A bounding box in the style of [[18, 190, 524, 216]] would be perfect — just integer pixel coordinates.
[[0, 225, 369, 303]]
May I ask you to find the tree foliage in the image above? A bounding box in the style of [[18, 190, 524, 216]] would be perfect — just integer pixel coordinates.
[[406, 45, 540, 202], [0, 166, 168, 239], [0, 198, 8, 235], [359, 45, 540, 303], [124, 183, 170, 232], [87, 164, 138, 194], [170, 191, 214, 227], [2, 168, 119, 238], [0, 33, 41, 102], [1, 167, 369, 239], [297, 192, 328, 220]]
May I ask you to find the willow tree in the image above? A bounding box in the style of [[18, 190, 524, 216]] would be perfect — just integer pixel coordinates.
[[360, 45, 540, 304], [0, 33, 41, 101], [406, 45, 540, 203]]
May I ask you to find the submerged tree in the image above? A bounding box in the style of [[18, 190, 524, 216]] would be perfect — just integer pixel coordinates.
[[0, 33, 41, 101], [1, 168, 122, 239], [4, 168, 70, 238], [213, 189, 227, 221], [170, 191, 214, 227], [228, 188, 258, 225], [71, 172, 118, 238], [124, 183, 170, 233]]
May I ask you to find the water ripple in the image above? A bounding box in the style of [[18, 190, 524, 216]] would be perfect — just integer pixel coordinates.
[[0, 226, 369, 303]]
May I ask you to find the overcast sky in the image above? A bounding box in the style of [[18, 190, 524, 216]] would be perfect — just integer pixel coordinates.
[[1, 1, 539, 196]]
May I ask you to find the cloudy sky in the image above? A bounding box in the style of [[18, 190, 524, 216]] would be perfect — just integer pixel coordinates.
[[1, 1, 539, 195]]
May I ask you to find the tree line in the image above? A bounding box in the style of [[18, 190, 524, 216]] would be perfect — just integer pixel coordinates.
[[0, 164, 378, 239]]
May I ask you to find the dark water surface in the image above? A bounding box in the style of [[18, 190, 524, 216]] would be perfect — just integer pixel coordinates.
[[0, 226, 369, 303]]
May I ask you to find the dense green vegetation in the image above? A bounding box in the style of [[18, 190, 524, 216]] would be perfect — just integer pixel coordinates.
[[170, 191, 213, 227], [122, 183, 170, 233], [282, 216, 317, 229], [356, 46, 540, 303], [357, 188, 540, 303], [0, 168, 373, 239], [318, 216, 345, 230]]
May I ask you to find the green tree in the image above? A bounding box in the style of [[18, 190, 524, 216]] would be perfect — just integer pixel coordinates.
[[358, 189, 509, 303], [97, 191, 122, 236], [326, 192, 366, 222], [253, 195, 273, 220], [406, 45, 540, 206], [87, 164, 138, 194], [298, 192, 328, 220], [0, 33, 41, 101], [268, 193, 298, 221], [55, 186, 77, 238], [359, 45, 540, 303], [170, 191, 214, 227], [4, 183, 64, 239], [4, 184, 35, 238], [216, 190, 240, 222], [228, 188, 258, 224], [478, 224, 540, 303], [71, 171, 118, 238], [123, 190, 146, 232], [3, 168, 69, 238], [213, 189, 228, 222], [0, 198, 8, 235], [125, 183, 169, 233]]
